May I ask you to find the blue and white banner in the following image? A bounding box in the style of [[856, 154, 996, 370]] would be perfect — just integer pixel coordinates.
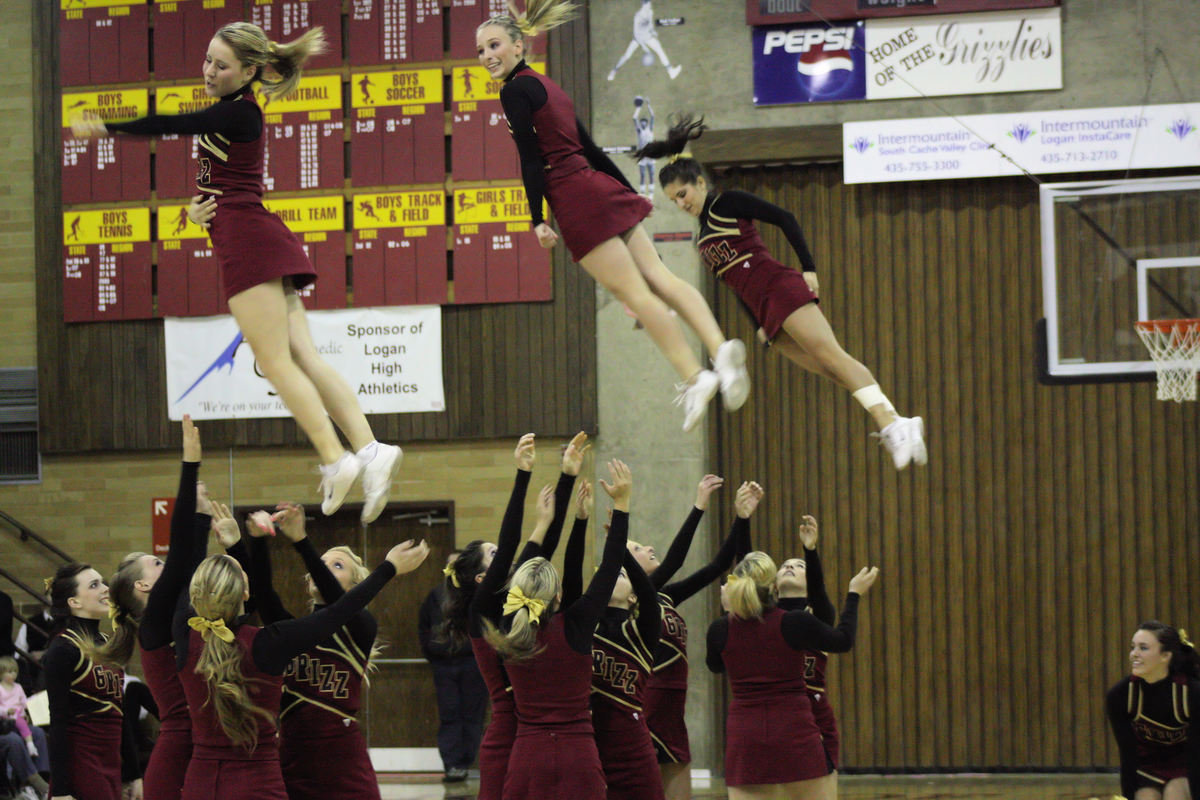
[[752, 7, 1061, 105], [843, 103, 1200, 184], [165, 306, 445, 420]]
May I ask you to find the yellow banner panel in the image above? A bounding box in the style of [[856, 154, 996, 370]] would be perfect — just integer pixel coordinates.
[[157, 205, 211, 241], [154, 85, 217, 115], [61, 0, 144, 8], [62, 89, 149, 127], [62, 208, 151, 245], [263, 196, 344, 234], [263, 75, 342, 114], [352, 191, 445, 229], [350, 69, 443, 109], [451, 62, 545, 103], [154, 0, 231, 6], [452, 186, 545, 225]]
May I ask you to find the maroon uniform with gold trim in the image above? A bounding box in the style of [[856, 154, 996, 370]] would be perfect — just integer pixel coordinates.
[[778, 594, 840, 770], [470, 636, 516, 800], [591, 564, 663, 800], [44, 621, 131, 800], [500, 61, 651, 262], [279, 624, 380, 800], [141, 644, 193, 799], [1107, 674, 1200, 798], [179, 625, 288, 800], [106, 84, 315, 301], [644, 594, 690, 764], [697, 190, 818, 341]]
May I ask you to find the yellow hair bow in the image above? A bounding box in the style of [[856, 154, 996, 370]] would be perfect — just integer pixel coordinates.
[[188, 616, 236, 644], [443, 564, 460, 588], [43, 577, 53, 593], [503, 585, 546, 621], [668, 152, 694, 164], [1181, 628, 1194, 649], [107, 600, 121, 625]]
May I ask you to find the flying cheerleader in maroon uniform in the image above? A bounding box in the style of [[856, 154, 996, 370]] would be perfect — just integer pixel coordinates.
[[636, 116, 928, 470], [775, 515, 843, 790], [482, 457, 634, 800], [234, 499, 393, 800], [173, 531, 429, 800], [477, 1, 749, 433], [708, 553, 879, 800], [625, 476, 756, 800], [72, 22, 402, 521], [449, 432, 588, 800], [1107, 621, 1200, 800], [43, 563, 141, 800]]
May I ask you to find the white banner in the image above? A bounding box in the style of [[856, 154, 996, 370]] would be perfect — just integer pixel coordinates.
[[165, 306, 445, 421], [843, 103, 1200, 183], [752, 7, 1061, 105]]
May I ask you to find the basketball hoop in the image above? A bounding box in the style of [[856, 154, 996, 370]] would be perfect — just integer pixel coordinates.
[[1134, 319, 1200, 402]]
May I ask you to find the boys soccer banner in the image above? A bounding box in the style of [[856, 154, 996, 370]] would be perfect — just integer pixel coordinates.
[[842, 102, 1200, 184], [165, 306, 445, 420], [752, 6, 1060, 105]]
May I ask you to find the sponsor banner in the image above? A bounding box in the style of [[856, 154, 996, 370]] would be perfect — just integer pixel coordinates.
[[351, 68, 443, 109], [353, 191, 446, 230], [745, 0, 1058, 25], [752, 7, 1060, 105], [165, 306, 446, 420], [843, 102, 1200, 184]]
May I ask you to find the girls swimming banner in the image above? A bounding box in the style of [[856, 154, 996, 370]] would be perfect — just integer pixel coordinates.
[[164, 305, 446, 420]]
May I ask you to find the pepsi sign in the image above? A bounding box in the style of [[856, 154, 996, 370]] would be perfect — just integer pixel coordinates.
[[753, 21, 867, 104]]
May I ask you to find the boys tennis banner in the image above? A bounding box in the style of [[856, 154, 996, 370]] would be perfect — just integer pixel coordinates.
[[164, 306, 445, 420]]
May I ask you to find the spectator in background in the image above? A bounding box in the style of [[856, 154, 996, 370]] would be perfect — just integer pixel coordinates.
[[0, 591, 13, 658], [0, 654, 49, 798], [418, 552, 488, 784], [13, 607, 53, 695]]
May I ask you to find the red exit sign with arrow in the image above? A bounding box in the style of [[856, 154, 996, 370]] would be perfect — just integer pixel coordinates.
[[152, 497, 175, 557]]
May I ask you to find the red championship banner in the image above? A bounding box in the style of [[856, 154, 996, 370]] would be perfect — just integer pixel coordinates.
[[152, 497, 175, 558], [450, 62, 543, 182], [350, 68, 444, 187], [348, 0, 442, 66], [448, 0, 507, 59], [263, 195, 347, 310], [154, 85, 217, 201], [62, 89, 151, 204], [156, 203, 223, 317], [59, 0, 149, 87], [261, 75, 344, 192], [352, 191, 448, 307], [154, 0, 243, 81], [249, 0, 343, 71], [452, 186, 550, 304], [62, 208, 153, 322]]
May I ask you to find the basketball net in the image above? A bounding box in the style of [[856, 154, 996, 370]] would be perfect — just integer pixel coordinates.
[[1134, 319, 1200, 402]]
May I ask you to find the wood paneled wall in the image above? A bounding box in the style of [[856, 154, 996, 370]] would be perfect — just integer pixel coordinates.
[[33, 6, 596, 455], [706, 164, 1200, 770]]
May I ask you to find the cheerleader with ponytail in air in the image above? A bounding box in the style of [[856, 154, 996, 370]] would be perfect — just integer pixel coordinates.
[[636, 116, 928, 469], [477, 2, 749, 433]]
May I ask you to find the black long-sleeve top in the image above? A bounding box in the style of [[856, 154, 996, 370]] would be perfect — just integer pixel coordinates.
[[1107, 674, 1200, 799], [44, 617, 140, 793], [621, 551, 662, 650], [141, 460, 210, 651], [705, 189, 818, 273], [649, 506, 705, 589], [470, 468, 532, 638], [788, 546, 834, 625], [500, 60, 635, 226], [561, 509, 630, 654], [659, 515, 751, 607], [105, 84, 261, 141], [705, 593, 861, 674], [245, 535, 379, 662], [561, 514, 589, 608], [517, 470, 578, 566]]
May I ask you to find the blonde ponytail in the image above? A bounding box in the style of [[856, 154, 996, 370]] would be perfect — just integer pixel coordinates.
[[478, 0, 578, 55], [481, 557, 559, 663], [214, 22, 327, 102], [88, 552, 148, 669], [726, 552, 777, 621], [189, 555, 276, 752]]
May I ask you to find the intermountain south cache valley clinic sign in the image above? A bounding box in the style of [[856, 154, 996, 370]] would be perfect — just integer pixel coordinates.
[[165, 306, 445, 421], [752, 7, 1061, 105]]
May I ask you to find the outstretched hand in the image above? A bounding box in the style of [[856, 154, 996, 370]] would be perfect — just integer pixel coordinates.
[[561, 431, 589, 476], [514, 433, 536, 471], [575, 479, 593, 520], [182, 415, 201, 463], [271, 502, 307, 542], [599, 459, 632, 512], [694, 474, 723, 511], [848, 566, 880, 595], [734, 481, 765, 519], [211, 502, 241, 549], [535, 484, 555, 526], [244, 510, 275, 539], [386, 539, 430, 574], [70, 111, 107, 139], [797, 514, 818, 550]]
